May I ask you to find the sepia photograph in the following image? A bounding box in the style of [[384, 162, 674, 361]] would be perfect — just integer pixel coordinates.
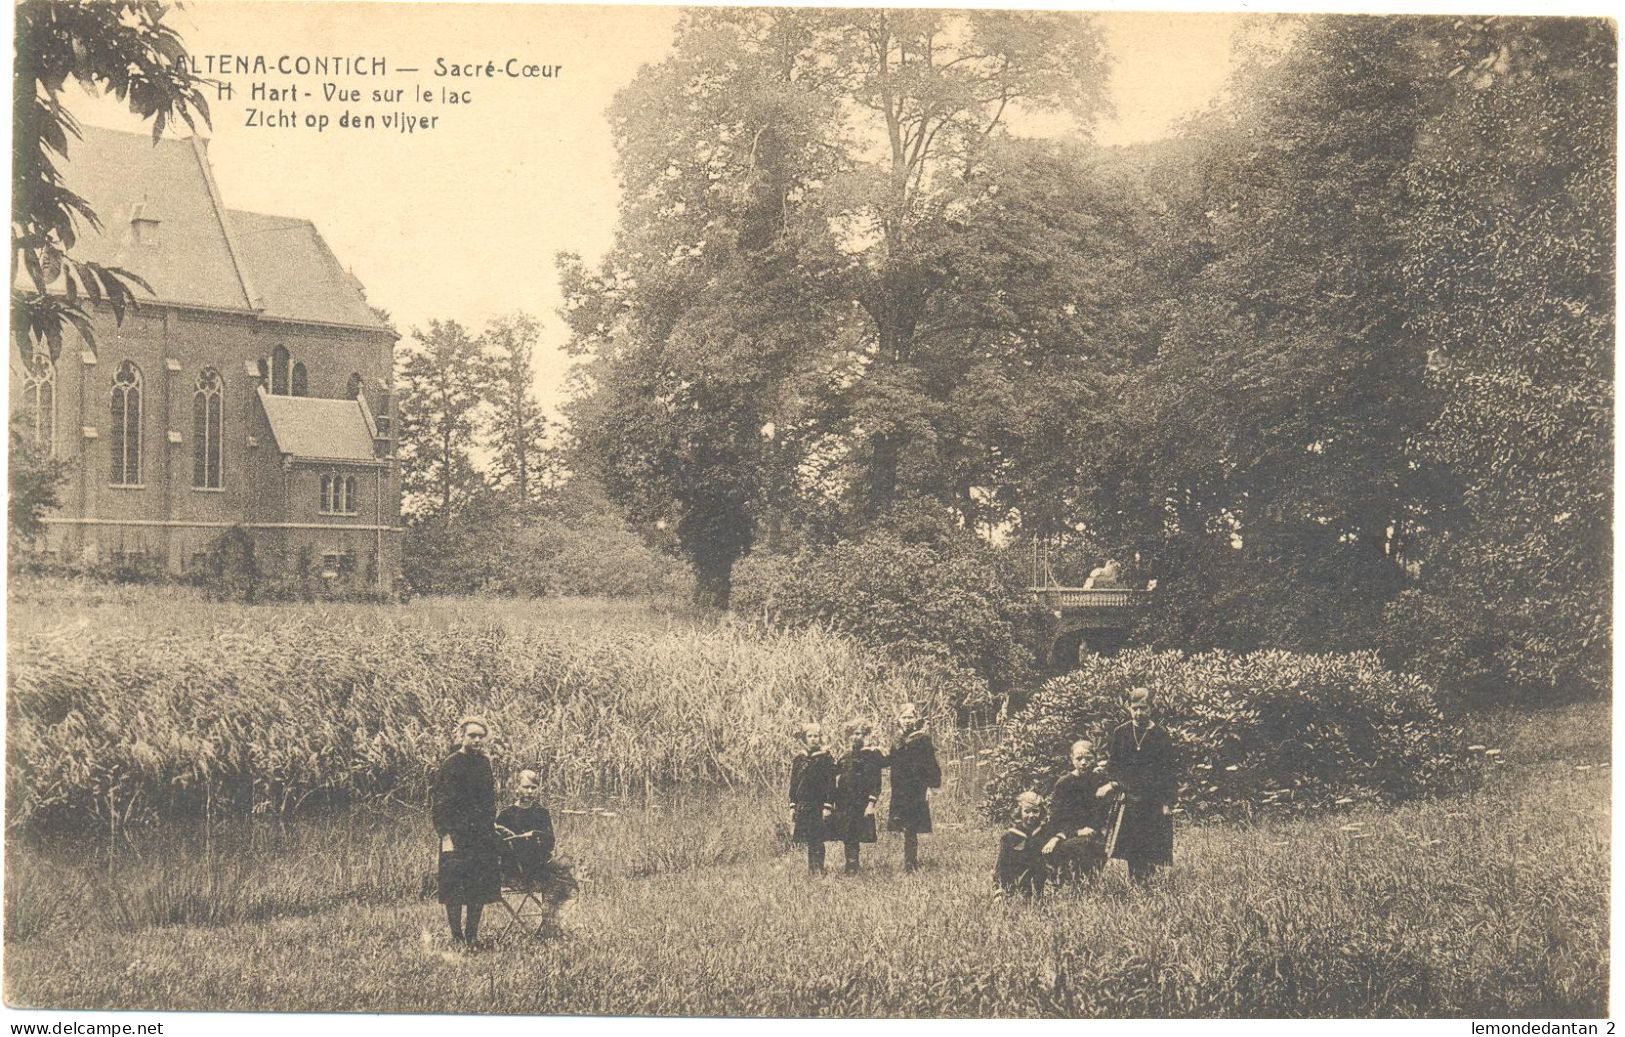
[[2, 0, 1614, 1021]]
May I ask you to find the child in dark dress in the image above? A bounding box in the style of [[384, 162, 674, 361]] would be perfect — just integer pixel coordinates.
[[495, 768, 577, 923], [994, 791, 1048, 898], [1101, 687, 1179, 881], [829, 720, 886, 875], [1042, 739, 1112, 885], [885, 702, 942, 873], [788, 723, 837, 874], [495, 769, 555, 888], [432, 717, 502, 946]]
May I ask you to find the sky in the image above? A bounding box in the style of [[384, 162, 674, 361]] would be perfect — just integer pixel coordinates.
[[62, 3, 1248, 416]]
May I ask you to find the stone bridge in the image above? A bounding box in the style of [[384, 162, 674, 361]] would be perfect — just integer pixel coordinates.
[[1030, 585, 1151, 670]]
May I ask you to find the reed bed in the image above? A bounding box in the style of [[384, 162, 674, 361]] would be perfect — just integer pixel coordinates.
[[8, 580, 963, 831]]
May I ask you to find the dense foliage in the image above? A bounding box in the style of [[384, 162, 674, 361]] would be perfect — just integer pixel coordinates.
[[8, 416, 66, 544], [732, 512, 1035, 713], [403, 499, 686, 599], [561, 10, 1123, 605], [985, 648, 1471, 823], [391, 312, 674, 599], [557, 14, 1612, 701], [1049, 17, 1612, 699], [1380, 18, 1614, 698]]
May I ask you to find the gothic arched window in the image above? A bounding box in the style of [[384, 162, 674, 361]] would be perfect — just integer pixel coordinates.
[[19, 350, 56, 456], [272, 346, 290, 395], [343, 476, 357, 514], [193, 368, 224, 489], [110, 361, 143, 486], [291, 361, 308, 397]]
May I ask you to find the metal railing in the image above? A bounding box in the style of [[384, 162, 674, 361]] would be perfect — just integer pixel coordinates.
[[1028, 586, 1149, 610]]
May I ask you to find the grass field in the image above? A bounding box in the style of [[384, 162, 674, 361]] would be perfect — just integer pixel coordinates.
[[3, 582, 1611, 1016]]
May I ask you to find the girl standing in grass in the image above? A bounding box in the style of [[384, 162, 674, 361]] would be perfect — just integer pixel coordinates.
[[788, 723, 837, 874], [829, 719, 886, 875], [885, 702, 941, 872], [432, 716, 502, 947], [1101, 687, 1178, 881]]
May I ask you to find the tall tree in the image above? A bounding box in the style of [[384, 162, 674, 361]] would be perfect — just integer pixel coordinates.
[[1387, 17, 1614, 697], [12, 0, 211, 361], [562, 10, 845, 608], [1072, 14, 1614, 699], [1083, 17, 1444, 651], [396, 320, 487, 523], [811, 10, 1113, 514], [565, 10, 1116, 603], [476, 312, 554, 507]]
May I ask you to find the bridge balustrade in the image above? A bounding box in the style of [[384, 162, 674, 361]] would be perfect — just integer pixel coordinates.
[[1029, 586, 1148, 610]]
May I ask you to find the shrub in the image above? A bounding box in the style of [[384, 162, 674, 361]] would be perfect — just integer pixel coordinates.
[[202, 526, 259, 602], [8, 416, 67, 547], [984, 647, 1472, 822], [403, 509, 686, 599], [733, 514, 1036, 715], [490, 514, 688, 598], [8, 549, 171, 587]]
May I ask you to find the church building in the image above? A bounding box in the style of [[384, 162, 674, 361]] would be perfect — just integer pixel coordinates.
[[11, 125, 402, 592]]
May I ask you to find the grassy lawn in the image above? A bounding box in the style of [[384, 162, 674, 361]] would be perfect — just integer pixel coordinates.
[[3, 698, 1608, 1017]]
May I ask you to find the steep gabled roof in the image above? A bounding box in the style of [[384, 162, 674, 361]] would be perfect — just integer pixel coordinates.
[[228, 210, 386, 329], [60, 126, 253, 311], [259, 389, 380, 462], [55, 125, 391, 333]]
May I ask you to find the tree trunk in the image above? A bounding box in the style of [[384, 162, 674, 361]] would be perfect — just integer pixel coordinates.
[[690, 548, 735, 611], [440, 426, 453, 519], [869, 431, 900, 516]]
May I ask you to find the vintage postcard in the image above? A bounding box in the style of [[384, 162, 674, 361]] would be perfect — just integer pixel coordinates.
[[4, 0, 1613, 1026]]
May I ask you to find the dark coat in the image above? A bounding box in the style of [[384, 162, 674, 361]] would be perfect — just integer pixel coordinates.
[[432, 749, 501, 905], [885, 729, 942, 834], [1044, 770, 1111, 879], [828, 746, 886, 844], [1105, 720, 1178, 866], [1048, 770, 1111, 839], [496, 802, 555, 886], [789, 748, 837, 844], [994, 820, 1047, 897]]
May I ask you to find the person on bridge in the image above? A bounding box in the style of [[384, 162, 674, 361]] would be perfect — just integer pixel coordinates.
[[1100, 688, 1179, 881], [1083, 559, 1125, 590], [432, 716, 502, 947], [885, 702, 942, 873]]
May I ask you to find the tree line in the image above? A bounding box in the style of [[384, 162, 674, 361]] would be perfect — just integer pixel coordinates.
[[560, 11, 1613, 700], [394, 314, 682, 597], [9, 6, 1610, 701]]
